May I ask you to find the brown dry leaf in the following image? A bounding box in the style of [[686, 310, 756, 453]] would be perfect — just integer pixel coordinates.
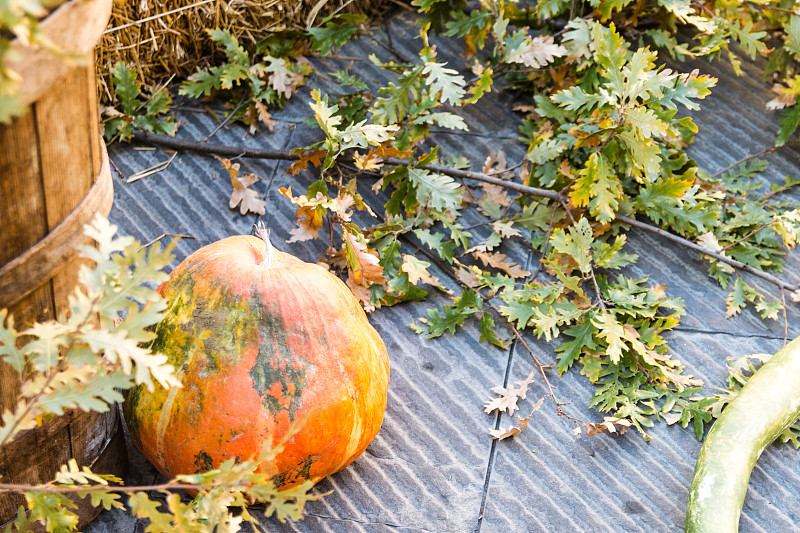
[[371, 143, 413, 159], [346, 272, 376, 313], [216, 157, 266, 216], [661, 411, 681, 426], [279, 186, 325, 242], [663, 369, 703, 390], [517, 162, 531, 184], [473, 251, 531, 278], [287, 149, 327, 175], [489, 396, 545, 440], [482, 151, 507, 174], [344, 232, 387, 285], [581, 417, 632, 437], [354, 151, 384, 172], [791, 289, 800, 303], [481, 183, 513, 207], [254, 100, 277, 132], [484, 370, 536, 415], [454, 265, 481, 288], [489, 416, 529, 440], [558, 159, 575, 180]]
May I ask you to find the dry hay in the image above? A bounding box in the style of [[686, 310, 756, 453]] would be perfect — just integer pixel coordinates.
[[98, 0, 385, 101]]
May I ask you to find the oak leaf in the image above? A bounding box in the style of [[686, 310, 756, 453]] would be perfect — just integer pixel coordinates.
[[482, 151, 507, 175], [454, 265, 481, 288], [473, 251, 531, 278], [401, 255, 443, 288], [345, 272, 376, 313], [279, 186, 326, 242], [484, 370, 536, 415], [353, 151, 384, 172], [216, 157, 266, 216], [253, 100, 277, 132], [506, 35, 567, 68], [344, 232, 387, 285], [287, 149, 326, 175], [489, 396, 545, 440]]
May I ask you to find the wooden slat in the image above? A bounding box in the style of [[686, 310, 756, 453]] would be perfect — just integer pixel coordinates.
[[0, 109, 48, 266], [37, 59, 95, 318]]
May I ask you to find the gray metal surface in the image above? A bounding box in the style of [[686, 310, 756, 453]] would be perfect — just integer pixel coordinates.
[[86, 12, 800, 533]]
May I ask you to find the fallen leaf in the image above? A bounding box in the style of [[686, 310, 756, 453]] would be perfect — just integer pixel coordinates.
[[489, 395, 544, 440], [254, 100, 277, 132], [482, 151, 507, 174], [581, 417, 632, 437], [558, 159, 575, 180], [265, 56, 301, 99], [473, 251, 531, 278], [279, 186, 326, 242], [216, 157, 266, 216], [661, 411, 681, 425], [481, 183, 513, 207], [484, 370, 536, 415], [492, 220, 521, 239], [506, 35, 567, 68], [454, 265, 481, 288]]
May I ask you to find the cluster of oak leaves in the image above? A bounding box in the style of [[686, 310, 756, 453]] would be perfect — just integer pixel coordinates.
[[105, 1, 800, 445]]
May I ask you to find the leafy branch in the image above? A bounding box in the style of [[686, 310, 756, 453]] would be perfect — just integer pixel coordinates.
[[129, 131, 800, 293]]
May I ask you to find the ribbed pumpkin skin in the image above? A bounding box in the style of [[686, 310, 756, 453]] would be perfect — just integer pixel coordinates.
[[124, 235, 390, 488]]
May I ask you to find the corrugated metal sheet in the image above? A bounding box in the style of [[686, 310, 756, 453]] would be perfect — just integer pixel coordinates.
[[86, 12, 800, 533]]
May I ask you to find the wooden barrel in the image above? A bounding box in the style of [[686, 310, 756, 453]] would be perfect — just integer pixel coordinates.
[[0, 0, 126, 528]]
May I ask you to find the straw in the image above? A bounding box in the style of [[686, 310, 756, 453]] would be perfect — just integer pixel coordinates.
[[96, 0, 383, 102]]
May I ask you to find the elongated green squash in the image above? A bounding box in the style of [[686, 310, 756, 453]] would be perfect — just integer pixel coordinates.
[[686, 336, 800, 532]]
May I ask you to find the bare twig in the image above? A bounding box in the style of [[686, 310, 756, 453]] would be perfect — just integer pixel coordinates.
[[139, 233, 195, 250], [709, 139, 800, 179], [203, 95, 248, 142], [108, 157, 126, 181]]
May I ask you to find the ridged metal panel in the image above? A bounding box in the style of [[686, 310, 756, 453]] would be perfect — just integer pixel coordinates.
[[84, 11, 800, 533]]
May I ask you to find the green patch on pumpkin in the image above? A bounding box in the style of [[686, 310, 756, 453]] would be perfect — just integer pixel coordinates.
[[194, 450, 214, 473], [249, 301, 310, 418], [270, 456, 314, 488]]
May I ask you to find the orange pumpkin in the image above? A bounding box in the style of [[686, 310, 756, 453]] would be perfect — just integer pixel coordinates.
[[123, 231, 390, 489]]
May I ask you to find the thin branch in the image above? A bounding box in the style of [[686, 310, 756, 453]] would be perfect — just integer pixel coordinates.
[[131, 132, 298, 160], [616, 214, 796, 290], [203, 95, 248, 142], [709, 139, 800, 179], [721, 221, 776, 252], [128, 133, 799, 291]]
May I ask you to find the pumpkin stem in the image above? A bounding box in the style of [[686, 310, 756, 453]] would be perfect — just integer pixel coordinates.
[[255, 222, 274, 267]]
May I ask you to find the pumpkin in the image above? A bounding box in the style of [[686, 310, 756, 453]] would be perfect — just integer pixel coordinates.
[[123, 230, 390, 489]]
